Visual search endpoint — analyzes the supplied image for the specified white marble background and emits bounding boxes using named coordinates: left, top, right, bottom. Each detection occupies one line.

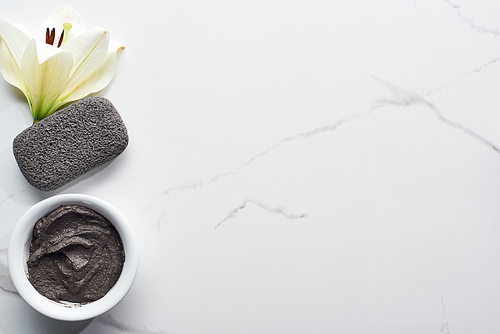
left=1, top=0, right=500, bottom=333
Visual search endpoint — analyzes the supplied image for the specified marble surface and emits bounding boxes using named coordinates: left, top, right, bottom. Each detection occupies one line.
left=1, top=0, right=500, bottom=333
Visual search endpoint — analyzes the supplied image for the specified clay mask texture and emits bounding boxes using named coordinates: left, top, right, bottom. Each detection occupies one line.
left=27, top=205, right=125, bottom=303
left=12, top=97, right=129, bottom=191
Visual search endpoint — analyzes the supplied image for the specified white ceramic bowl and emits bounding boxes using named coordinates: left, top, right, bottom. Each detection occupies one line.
left=8, top=194, right=139, bottom=321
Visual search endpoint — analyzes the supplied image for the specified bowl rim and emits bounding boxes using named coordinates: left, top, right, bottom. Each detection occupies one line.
left=8, top=193, right=139, bottom=321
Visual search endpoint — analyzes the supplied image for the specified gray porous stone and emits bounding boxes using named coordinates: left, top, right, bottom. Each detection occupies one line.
left=13, top=97, right=128, bottom=191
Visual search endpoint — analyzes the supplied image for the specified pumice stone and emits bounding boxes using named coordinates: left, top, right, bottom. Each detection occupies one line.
left=13, top=97, right=129, bottom=191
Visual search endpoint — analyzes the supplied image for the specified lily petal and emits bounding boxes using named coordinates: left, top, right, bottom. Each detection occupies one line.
left=0, top=19, right=31, bottom=95
left=57, top=28, right=122, bottom=104
left=67, top=40, right=124, bottom=102
left=21, top=40, right=73, bottom=121
left=61, top=27, right=109, bottom=83
left=11, top=23, right=34, bottom=39
left=35, top=6, right=84, bottom=44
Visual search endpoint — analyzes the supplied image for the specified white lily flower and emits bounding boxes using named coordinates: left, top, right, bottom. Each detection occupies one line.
left=0, top=6, right=124, bottom=123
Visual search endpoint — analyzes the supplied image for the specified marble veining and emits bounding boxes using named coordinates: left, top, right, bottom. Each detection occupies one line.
left=215, top=199, right=308, bottom=229
left=373, top=77, right=500, bottom=153
left=154, top=50, right=500, bottom=206
left=440, top=296, right=451, bottom=334
left=0, top=188, right=28, bottom=209
left=442, top=0, right=500, bottom=36
left=427, top=56, right=500, bottom=95
left=94, top=314, right=169, bottom=334
left=0, top=249, right=17, bottom=296
left=156, top=118, right=361, bottom=198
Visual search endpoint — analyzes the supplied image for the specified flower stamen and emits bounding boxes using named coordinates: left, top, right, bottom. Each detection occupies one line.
left=45, top=23, right=71, bottom=48
left=57, top=30, right=64, bottom=48
left=45, top=27, right=56, bottom=45
left=61, top=22, right=72, bottom=45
